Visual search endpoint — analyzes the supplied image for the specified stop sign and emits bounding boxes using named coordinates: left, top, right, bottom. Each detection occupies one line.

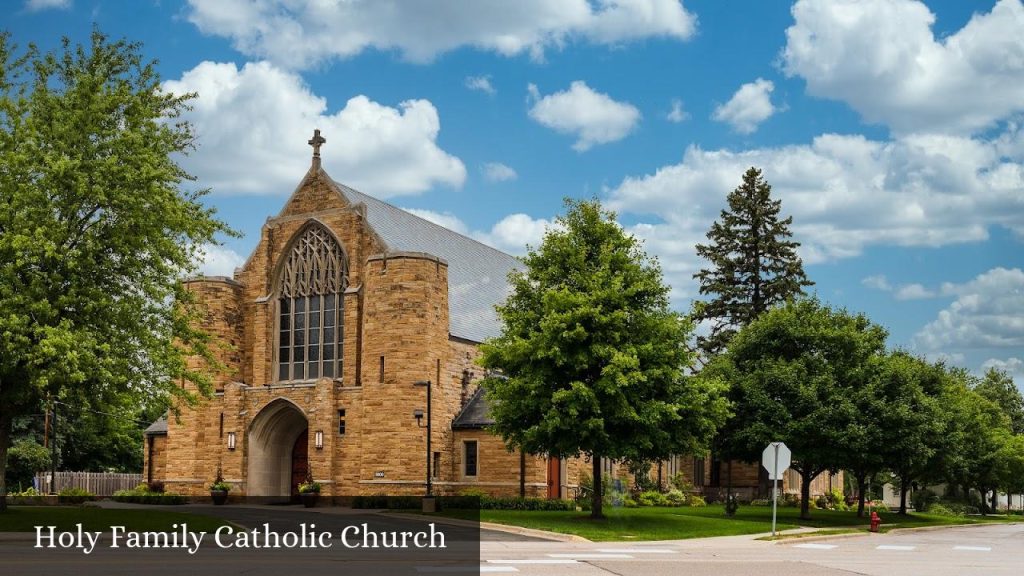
left=762, top=442, right=791, bottom=480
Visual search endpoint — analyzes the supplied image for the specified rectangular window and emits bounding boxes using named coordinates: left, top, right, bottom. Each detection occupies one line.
left=379, top=356, right=385, bottom=383
left=433, top=452, right=441, bottom=479
left=338, top=409, right=346, bottom=435
left=693, top=458, right=706, bottom=486
left=464, top=441, right=478, bottom=477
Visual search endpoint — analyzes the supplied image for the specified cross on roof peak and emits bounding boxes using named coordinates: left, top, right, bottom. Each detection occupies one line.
left=308, top=129, right=326, bottom=158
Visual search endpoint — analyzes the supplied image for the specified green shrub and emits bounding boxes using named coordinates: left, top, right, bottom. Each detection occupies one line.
left=111, top=485, right=186, bottom=505
left=826, top=488, right=849, bottom=511
left=665, top=489, right=687, bottom=507
left=58, top=487, right=94, bottom=504
left=669, top=472, right=694, bottom=493
left=814, top=495, right=828, bottom=510
left=749, top=498, right=771, bottom=506
left=911, top=488, right=938, bottom=512
left=623, top=497, right=638, bottom=508
left=637, top=490, right=669, bottom=507
left=925, top=503, right=961, bottom=517
left=5, top=439, right=50, bottom=490
left=688, top=494, right=707, bottom=507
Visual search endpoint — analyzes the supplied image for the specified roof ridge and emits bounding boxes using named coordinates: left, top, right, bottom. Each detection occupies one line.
left=334, top=180, right=522, bottom=262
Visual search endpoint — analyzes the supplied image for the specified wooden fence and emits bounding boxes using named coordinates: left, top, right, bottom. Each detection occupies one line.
left=34, top=471, right=143, bottom=496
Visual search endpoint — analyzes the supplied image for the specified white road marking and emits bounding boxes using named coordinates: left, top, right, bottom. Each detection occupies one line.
left=953, top=546, right=991, bottom=551
left=793, top=543, right=838, bottom=550
left=487, top=559, right=580, bottom=565
left=876, top=545, right=916, bottom=551
left=548, top=553, right=634, bottom=559
left=417, top=567, right=517, bottom=573
left=597, top=548, right=677, bottom=554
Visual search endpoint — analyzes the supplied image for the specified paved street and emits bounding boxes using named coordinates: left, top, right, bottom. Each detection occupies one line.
left=478, top=522, right=1024, bottom=576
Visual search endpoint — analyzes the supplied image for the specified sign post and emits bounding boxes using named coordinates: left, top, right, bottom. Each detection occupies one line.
left=762, top=442, right=792, bottom=537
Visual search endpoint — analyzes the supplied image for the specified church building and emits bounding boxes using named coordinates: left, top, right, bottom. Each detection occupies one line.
left=143, top=131, right=841, bottom=501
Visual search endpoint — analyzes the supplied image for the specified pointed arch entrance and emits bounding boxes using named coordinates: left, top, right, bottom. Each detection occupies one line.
left=247, top=399, right=309, bottom=497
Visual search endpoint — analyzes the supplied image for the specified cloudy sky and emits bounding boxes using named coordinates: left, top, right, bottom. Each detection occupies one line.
left=6, top=0, right=1023, bottom=387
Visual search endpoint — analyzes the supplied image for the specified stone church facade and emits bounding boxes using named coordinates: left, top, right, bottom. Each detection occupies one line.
left=143, top=134, right=840, bottom=500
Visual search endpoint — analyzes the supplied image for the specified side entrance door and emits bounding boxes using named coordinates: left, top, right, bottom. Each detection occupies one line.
left=290, top=429, right=309, bottom=499
left=547, top=457, right=561, bottom=499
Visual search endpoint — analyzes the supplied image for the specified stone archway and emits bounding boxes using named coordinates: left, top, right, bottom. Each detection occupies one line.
left=247, top=399, right=308, bottom=497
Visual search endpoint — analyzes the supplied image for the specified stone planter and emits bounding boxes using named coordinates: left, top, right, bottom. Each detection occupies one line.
left=211, top=490, right=229, bottom=505
left=300, top=492, right=319, bottom=508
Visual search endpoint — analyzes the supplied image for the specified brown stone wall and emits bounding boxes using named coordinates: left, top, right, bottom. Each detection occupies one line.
left=144, top=435, right=167, bottom=484
left=449, top=430, right=547, bottom=497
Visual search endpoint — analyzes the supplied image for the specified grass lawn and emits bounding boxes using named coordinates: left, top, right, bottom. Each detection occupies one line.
left=437, top=505, right=1017, bottom=541
left=0, top=506, right=233, bottom=533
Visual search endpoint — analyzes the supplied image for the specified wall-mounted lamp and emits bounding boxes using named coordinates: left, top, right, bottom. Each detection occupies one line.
left=227, top=431, right=236, bottom=450
left=413, top=409, right=424, bottom=426
left=314, top=430, right=324, bottom=450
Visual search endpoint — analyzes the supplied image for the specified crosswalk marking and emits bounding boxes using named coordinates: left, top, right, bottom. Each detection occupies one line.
left=487, top=559, right=580, bottom=565
left=548, top=553, right=633, bottom=559
left=876, top=545, right=916, bottom=551
left=953, top=545, right=991, bottom=551
left=597, top=548, right=677, bottom=554
left=793, top=543, right=838, bottom=549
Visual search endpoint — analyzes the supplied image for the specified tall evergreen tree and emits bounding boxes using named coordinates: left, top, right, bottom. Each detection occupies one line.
left=693, top=167, right=812, bottom=357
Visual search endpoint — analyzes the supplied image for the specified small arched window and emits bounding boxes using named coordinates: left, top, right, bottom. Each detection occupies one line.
left=277, top=223, right=347, bottom=381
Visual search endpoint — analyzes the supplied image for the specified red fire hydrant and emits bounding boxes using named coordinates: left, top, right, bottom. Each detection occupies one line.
left=870, top=511, right=882, bottom=533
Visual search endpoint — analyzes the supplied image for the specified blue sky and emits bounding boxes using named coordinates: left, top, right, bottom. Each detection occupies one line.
left=6, top=0, right=1023, bottom=386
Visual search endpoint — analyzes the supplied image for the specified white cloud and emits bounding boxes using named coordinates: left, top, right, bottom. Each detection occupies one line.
left=712, top=78, right=779, bottom=134
left=198, top=243, right=245, bottom=277
left=403, top=208, right=470, bottom=235
left=982, top=357, right=1024, bottom=385
left=185, top=0, right=697, bottom=68
left=913, top=267, right=1024, bottom=351
left=163, top=61, right=465, bottom=197
left=25, top=0, right=70, bottom=11
left=472, top=213, right=556, bottom=255
left=894, top=283, right=936, bottom=300
left=465, top=75, right=496, bottom=95
left=667, top=98, right=689, bottom=123
left=481, top=162, right=518, bottom=182
left=862, top=275, right=893, bottom=292
left=782, top=0, right=1024, bottom=135
left=527, top=81, right=641, bottom=151
left=606, top=131, right=1024, bottom=300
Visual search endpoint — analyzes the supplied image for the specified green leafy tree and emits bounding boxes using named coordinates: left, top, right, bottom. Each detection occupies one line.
left=0, top=31, right=232, bottom=510
left=481, top=199, right=729, bottom=519
left=871, top=353, right=946, bottom=515
left=4, top=439, right=50, bottom=491
left=705, top=298, right=887, bottom=519
left=937, top=373, right=1012, bottom=514
left=996, top=434, right=1024, bottom=510
left=974, top=367, right=1024, bottom=435
left=693, top=167, right=812, bottom=357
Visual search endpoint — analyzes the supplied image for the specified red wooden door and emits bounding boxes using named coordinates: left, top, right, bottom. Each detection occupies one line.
left=290, top=429, right=309, bottom=498
left=547, top=458, right=561, bottom=499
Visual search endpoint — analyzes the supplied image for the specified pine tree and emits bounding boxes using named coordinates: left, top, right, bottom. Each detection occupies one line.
left=693, top=167, right=812, bottom=357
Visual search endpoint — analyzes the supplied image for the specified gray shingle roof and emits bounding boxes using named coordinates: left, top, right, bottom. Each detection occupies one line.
left=451, top=387, right=495, bottom=429
left=144, top=414, right=167, bottom=436
left=336, top=182, right=521, bottom=343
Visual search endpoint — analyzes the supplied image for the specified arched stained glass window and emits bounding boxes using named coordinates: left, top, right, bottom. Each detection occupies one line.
left=277, top=223, right=347, bottom=381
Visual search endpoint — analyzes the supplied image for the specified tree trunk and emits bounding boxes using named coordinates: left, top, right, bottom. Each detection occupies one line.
left=991, top=490, right=998, bottom=514
left=591, top=455, right=604, bottom=519
left=727, top=460, right=733, bottom=500
left=800, top=471, right=813, bottom=520
left=856, top=473, right=867, bottom=518
left=0, top=405, right=13, bottom=512
left=898, top=475, right=909, bottom=515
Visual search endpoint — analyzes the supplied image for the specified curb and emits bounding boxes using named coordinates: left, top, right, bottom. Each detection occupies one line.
left=770, top=531, right=869, bottom=545
left=884, top=521, right=1022, bottom=535
left=0, top=532, right=38, bottom=543
left=383, top=512, right=588, bottom=542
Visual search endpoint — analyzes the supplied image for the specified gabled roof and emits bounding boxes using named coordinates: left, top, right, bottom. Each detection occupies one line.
left=335, top=181, right=521, bottom=343
left=144, top=414, right=167, bottom=436
left=451, top=387, right=495, bottom=430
